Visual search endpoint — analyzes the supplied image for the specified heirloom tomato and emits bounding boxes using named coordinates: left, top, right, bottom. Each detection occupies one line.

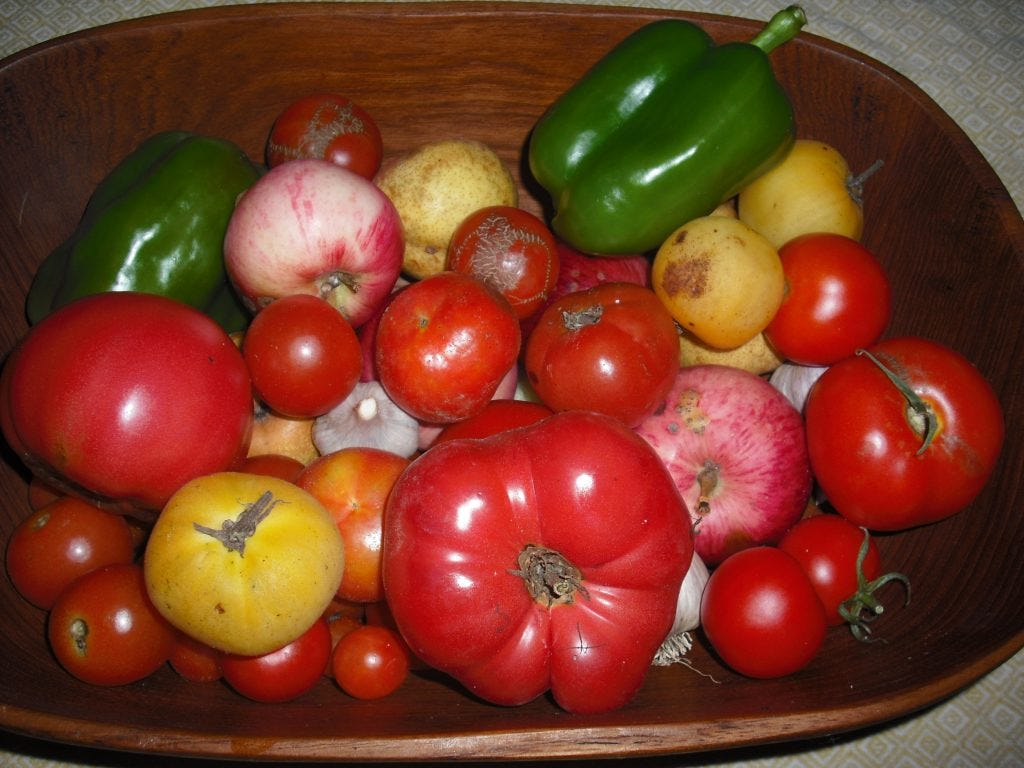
left=804, top=337, right=1004, bottom=531
left=143, top=472, right=344, bottom=656
left=447, top=205, right=559, bottom=319
left=524, top=282, right=679, bottom=427
left=431, top=399, right=553, bottom=445
left=2, top=292, right=253, bottom=515
left=383, top=411, right=692, bottom=714
left=375, top=271, right=521, bottom=423
left=765, top=233, right=891, bottom=365
left=48, top=563, right=176, bottom=686
left=266, top=93, right=383, bottom=179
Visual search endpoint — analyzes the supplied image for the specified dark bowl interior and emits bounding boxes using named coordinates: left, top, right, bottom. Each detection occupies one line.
left=0, top=2, right=1021, bottom=762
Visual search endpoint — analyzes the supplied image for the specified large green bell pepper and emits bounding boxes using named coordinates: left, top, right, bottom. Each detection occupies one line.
left=26, top=130, right=261, bottom=332
left=528, top=6, right=807, bottom=255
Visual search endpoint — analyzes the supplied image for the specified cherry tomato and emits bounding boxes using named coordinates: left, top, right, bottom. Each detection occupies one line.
left=6, top=496, right=136, bottom=609
left=375, top=271, right=521, bottom=424
left=331, top=625, right=410, bottom=700
left=524, top=282, right=679, bottom=427
left=169, top=632, right=223, bottom=683
left=221, top=616, right=332, bottom=703
left=48, top=563, right=176, bottom=686
left=447, top=206, right=559, bottom=319
left=779, top=514, right=910, bottom=640
left=765, top=233, right=891, bottom=365
left=297, top=447, right=411, bottom=603
left=431, top=399, right=553, bottom=445
left=243, top=294, right=362, bottom=419
left=805, top=337, right=1004, bottom=530
left=700, top=546, right=826, bottom=679
left=266, top=93, right=384, bottom=179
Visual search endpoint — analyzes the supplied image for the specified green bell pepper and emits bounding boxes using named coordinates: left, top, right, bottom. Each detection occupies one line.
left=26, top=130, right=262, bottom=332
left=528, top=5, right=807, bottom=255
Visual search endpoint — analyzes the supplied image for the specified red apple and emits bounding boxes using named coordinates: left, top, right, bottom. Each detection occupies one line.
left=520, top=241, right=650, bottom=339
left=224, top=158, right=404, bottom=328
left=634, top=364, right=812, bottom=566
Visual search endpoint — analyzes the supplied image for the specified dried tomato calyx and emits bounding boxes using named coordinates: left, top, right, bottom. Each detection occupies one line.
left=193, top=490, right=282, bottom=557
left=511, top=544, right=588, bottom=607
left=561, top=304, right=603, bottom=332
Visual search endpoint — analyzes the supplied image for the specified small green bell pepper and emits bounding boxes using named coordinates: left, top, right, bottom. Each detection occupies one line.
left=26, top=130, right=261, bottom=332
left=528, top=6, right=807, bottom=255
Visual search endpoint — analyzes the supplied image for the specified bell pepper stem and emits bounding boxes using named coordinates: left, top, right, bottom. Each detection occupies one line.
left=749, top=5, right=808, bottom=54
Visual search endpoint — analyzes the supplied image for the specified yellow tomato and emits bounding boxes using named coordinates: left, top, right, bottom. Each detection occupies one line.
left=652, top=216, right=784, bottom=350
left=143, top=472, right=344, bottom=656
left=737, top=139, right=875, bottom=247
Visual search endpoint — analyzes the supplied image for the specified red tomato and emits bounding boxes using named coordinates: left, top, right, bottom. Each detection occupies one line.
left=383, top=411, right=692, bottom=713
left=447, top=206, right=559, bottom=319
left=6, top=496, right=136, bottom=609
left=331, top=625, right=411, bottom=699
left=221, top=616, right=332, bottom=703
left=27, top=476, right=62, bottom=510
left=266, top=93, right=383, bottom=179
left=47, top=563, right=176, bottom=686
left=169, top=632, right=223, bottom=683
left=375, top=271, right=521, bottom=424
left=700, top=547, right=827, bottom=679
left=2, top=292, right=253, bottom=514
left=297, top=447, right=411, bottom=603
left=524, top=282, right=679, bottom=427
left=243, top=294, right=361, bottom=419
left=805, top=337, right=1004, bottom=530
left=765, top=233, right=891, bottom=365
left=240, top=453, right=306, bottom=482
left=779, top=514, right=910, bottom=639
left=431, top=399, right=553, bottom=445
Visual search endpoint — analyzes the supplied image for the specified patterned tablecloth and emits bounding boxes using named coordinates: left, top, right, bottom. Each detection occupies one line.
left=0, top=1, right=1021, bottom=767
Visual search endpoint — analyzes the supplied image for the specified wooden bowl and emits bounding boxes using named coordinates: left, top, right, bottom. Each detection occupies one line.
left=1, top=2, right=1021, bottom=762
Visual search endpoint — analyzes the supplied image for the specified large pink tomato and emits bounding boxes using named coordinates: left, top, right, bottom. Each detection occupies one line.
left=382, top=411, right=692, bottom=714
left=2, top=292, right=253, bottom=515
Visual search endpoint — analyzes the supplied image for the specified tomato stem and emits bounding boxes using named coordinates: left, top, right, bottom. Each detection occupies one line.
left=838, top=527, right=911, bottom=643
left=856, top=348, right=938, bottom=455
left=193, top=490, right=282, bottom=556
left=561, top=304, right=603, bottom=332
left=510, top=544, right=587, bottom=607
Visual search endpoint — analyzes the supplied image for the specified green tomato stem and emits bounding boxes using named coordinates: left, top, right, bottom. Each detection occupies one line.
left=856, top=348, right=938, bottom=456
left=838, top=527, right=912, bottom=643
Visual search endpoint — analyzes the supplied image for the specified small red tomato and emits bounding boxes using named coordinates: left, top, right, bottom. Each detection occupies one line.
left=243, top=294, right=362, bottom=419
left=700, top=547, right=826, bottom=679
left=779, top=514, right=910, bottom=642
left=266, top=93, right=383, bottom=179
left=447, top=206, right=559, bottom=319
left=375, top=271, right=521, bottom=424
left=48, top=563, right=176, bottom=686
left=221, top=617, right=332, bottom=703
left=765, top=233, right=891, bottom=365
left=169, top=632, right=223, bottom=683
left=524, top=282, right=679, bottom=427
left=331, top=625, right=410, bottom=700
left=6, top=496, right=136, bottom=609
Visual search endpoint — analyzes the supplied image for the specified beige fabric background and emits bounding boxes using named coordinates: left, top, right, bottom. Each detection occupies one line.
left=0, top=1, right=1021, bottom=767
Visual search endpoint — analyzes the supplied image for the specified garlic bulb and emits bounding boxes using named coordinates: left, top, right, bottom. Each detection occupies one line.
left=313, top=380, right=420, bottom=458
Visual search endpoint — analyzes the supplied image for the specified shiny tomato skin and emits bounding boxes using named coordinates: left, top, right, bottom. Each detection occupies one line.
left=266, top=93, right=383, bottom=179
left=375, top=271, right=521, bottom=424
left=48, top=563, right=176, bottom=686
left=331, top=625, right=411, bottom=699
left=524, top=282, right=679, bottom=427
left=447, top=206, right=559, bottom=319
left=221, top=616, right=332, bottom=703
left=169, top=632, right=223, bottom=683
left=778, top=514, right=882, bottom=625
left=244, top=294, right=361, bottom=419
left=297, top=447, right=411, bottom=603
left=6, top=496, right=136, bottom=609
left=700, top=547, right=826, bottom=679
left=3, top=292, right=253, bottom=513
left=383, top=410, right=692, bottom=713
left=431, top=399, right=553, bottom=445
left=805, top=337, right=1004, bottom=531
left=765, top=233, right=891, bottom=365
